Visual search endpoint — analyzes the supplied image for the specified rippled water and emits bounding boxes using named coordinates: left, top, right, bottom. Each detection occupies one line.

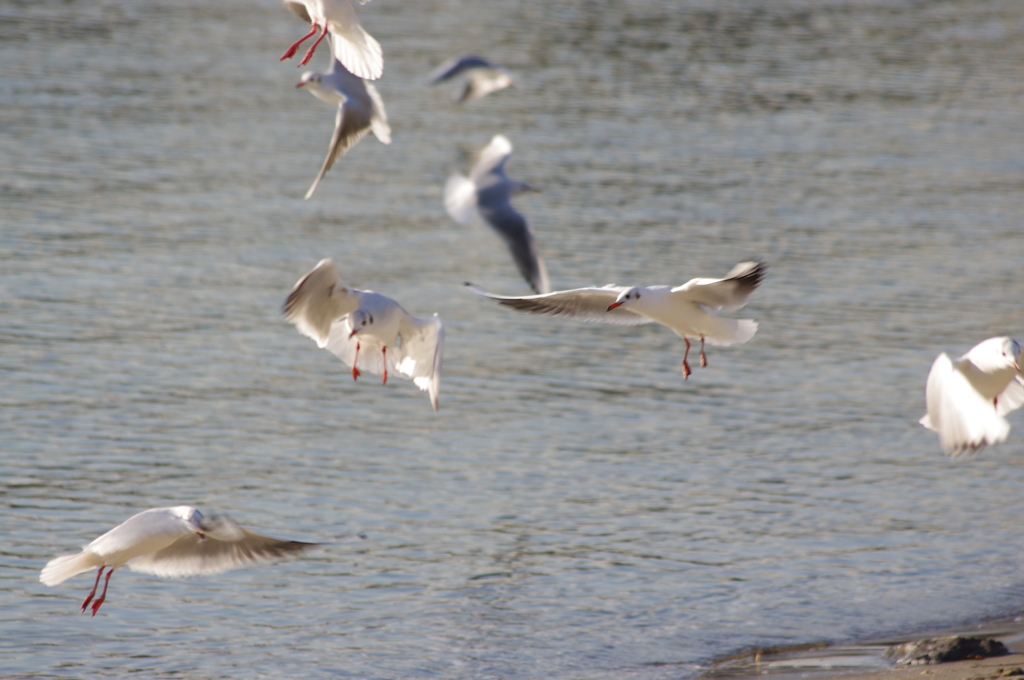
left=3, top=0, right=1024, bottom=678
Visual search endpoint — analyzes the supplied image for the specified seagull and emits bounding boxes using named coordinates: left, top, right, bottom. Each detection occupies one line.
left=445, top=134, right=549, bottom=294
left=280, top=0, right=383, bottom=80
left=297, top=53, right=391, bottom=200
left=427, top=54, right=517, bottom=103
left=920, top=337, right=1024, bottom=456
left=284, top=258, right=444, bottom=410
left=468, top=261, right=766, bottom=379
left=39, top=506, right=316, bottom=616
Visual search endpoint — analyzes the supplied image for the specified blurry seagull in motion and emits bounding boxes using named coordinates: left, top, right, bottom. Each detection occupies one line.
left=427, top=54, right=517, bottom=103
left=920, top=336, right=1024, bottom=456
left=280, top=0, right=383, bottom=80
left=297, top=51, right=391, bottom=200
left=40, top=506, right=317, bottom=616
left=445, top=134, right=549, bottom=294
left=468, top=261, right=766, bottom=379
left=284, top=259, right=445, bottom=410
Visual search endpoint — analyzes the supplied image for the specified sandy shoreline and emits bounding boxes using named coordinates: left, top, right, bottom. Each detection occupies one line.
left=697, top=616, right=1024, bottom=680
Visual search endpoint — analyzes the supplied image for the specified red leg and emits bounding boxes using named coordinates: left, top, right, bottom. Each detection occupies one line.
left=682, top=338, right=692, bottom=379
left=699, top=336, right=707, bottom=368
left=81, top=566, right=104, bottom=613
left=381, top=346, right=388, bottom=385
left=281, top=23, right=319, bottom=61
left=352, top=341, right=362, bottom=381
left=299, top=24, right=329, bottom=66
left=90, top=568, right=115, bottom=616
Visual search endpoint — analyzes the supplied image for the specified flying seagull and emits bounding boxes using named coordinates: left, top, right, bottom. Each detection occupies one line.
left=468, top=261, right=766, bottom=379
left=40, top=506, right=316, bottom=615
left=297, top=53, right=391, bottom=199
left=428, top=54, right=517, bottom=103
left=284, top=258, right=444, bottom=410
left=920, top=336, right=1024, bottom=455
left=445, top=134, right=549, bottom=294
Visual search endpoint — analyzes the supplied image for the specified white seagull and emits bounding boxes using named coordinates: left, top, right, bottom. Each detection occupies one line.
left=297, top=53, right=391, bottom=200
left=920, top=336, right=1024, bottom=456
left=468, top=261, right=766, bottom=379
left=445, top=134, right=549, bottom=294
left=428, top=54, right=517, bottom=103
left=284, top=259, right=445, bottom=410
left=280, top=0, right=383, bottom=80
left=40, top=506, right=316, bottom=616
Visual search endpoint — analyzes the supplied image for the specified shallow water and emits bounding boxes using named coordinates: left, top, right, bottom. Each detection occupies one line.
left=2, top=0, right=1024, bottom=678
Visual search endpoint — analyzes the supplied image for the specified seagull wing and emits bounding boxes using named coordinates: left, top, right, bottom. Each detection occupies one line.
left=322, top=316, right=388, bottom=377
left=304, top=94, right=374, bottom=200
left=126, top=515, right=315, bottom=578
left=478, top=202, right=549, bottom=294
left=395, top=313, right=445, bottom=410
left=444, top=173, right=478, bottom=226
left=363, top=81, right=391, bottom=144
left=471, top=134, right=513, bottom=182
left=282, top=0, right=311, bottom=23
left=920, top=353, right=1011, bottom=456
left=467, top=284, right=653, bottom=325
left=671, top=261, right=766, bottom=311
left=284, top=259, right=360, bottom=347
left=427, top=54, right=494, bottom=83
left=326, top=1, right=383, bottom=80
left=996, top=375, right=1024, bottom=417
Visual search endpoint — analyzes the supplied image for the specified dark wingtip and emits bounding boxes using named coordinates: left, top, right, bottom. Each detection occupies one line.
left=282, top=289, right=299, bottom=317
left=732, top=260, right=767, bottom=291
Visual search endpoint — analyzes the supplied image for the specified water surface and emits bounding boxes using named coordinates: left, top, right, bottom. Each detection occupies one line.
left=2, top=1, right=1024, bottom=678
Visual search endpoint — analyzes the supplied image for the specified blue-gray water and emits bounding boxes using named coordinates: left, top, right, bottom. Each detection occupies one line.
left=2, top=0, right=1024, bottom=678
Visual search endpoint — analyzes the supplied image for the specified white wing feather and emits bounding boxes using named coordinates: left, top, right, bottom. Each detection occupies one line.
left=471, top=135, right=513, bottom=182
left=397, top=314, right=444, bottom=411
left=996, top=375, right=1024, bottom=417
left=921, top=353, right=1011, bottom=456
left=468, top=285, right=653, bottom=326
left=444, top=174, right=478, bottom=226
left=126, top=515, right=314, bottom=578
left=671, top=261, right=765, bottom=312
left=328, top=14, right=383, bottom=81
left=323, top=317, right=391, bottom=376
left=284, top=259, right=360, bottom=347
left=364, top=81, right=391, bottom=144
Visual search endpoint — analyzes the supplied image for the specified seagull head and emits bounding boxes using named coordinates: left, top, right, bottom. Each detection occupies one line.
left=348, top=309, right=374, bottom=339
left=607, top=287, right=643, bottom=311
left=296, top=71, right=322, bottom=89
left=170, top=506, right=206, bottom=540
left=969, top=336, right=1022, bottom=373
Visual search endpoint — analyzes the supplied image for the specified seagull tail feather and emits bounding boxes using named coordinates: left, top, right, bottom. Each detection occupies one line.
left=701, top=318, right=758, bottom=347
left=40, top=551, right=100, bottom=586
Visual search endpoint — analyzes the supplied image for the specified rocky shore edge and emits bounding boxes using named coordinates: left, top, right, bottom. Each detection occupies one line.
left=696, top=616, right=1024, bottom=680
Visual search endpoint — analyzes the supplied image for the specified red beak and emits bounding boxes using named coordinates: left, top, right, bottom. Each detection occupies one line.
left=296, top=82, right=305, bottom=88
left=348, top=328, right=358, bottom=339
left=607, top=302, right=623, bottom=311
